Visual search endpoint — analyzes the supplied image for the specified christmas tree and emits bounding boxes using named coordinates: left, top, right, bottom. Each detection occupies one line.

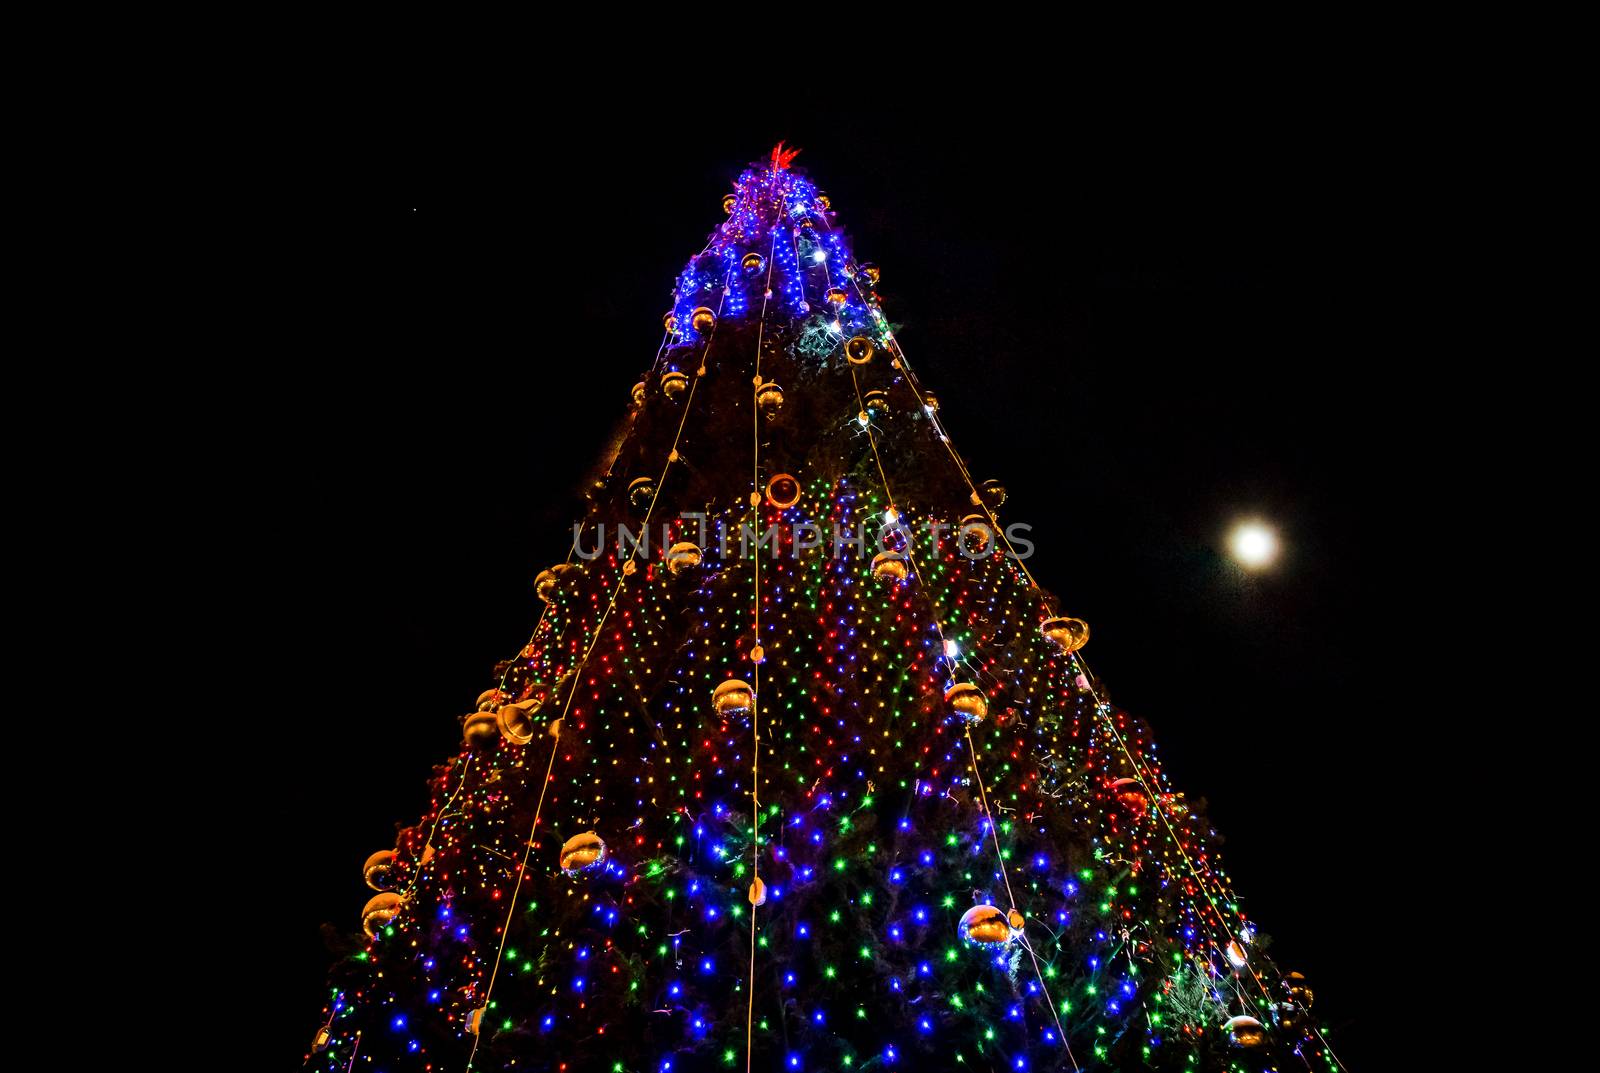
left=306, top=146, right=1339, bottom=1073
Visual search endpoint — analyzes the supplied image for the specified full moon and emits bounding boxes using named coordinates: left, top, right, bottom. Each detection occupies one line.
left=1228, top=520, right=1280, bottom=569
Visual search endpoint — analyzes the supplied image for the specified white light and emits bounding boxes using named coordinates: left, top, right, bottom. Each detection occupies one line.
left=944, top=639, right=960, bottom=659
left=812, top=250, right=827, bottom=263
left=1228, top=521, right=1279, bottom=569
left=884, top=508, right=899, bottom=526
left=829, top=320, right=843, bottom=334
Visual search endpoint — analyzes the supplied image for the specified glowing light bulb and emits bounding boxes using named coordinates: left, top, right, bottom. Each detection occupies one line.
left=1227, top=520, right=1279, bottom=569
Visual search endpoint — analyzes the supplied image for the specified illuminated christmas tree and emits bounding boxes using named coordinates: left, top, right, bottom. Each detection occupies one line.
left=307, top=146, right=1338, bottom=1073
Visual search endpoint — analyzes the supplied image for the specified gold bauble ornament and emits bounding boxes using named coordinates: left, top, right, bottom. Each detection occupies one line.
left=748, top=877, right=767, bottom=905
left=722, top=193, right=738, bottom=215
left=824, top=286, right=848, bottom=307
left=311, top=1026, right=332, bottom=1052
left=666, top=541, right=703, bottom=575
left=765, top=473, right=801, bottom=509
left=871, top=551, right=908, bottom=583
left=816, top=195, right=831, bottom=211
left=923, top=391, right=939, bottom=411
left=475, top=688, right=502, bottom=712
left=845, top=335, right=874, bottom=365
left=1040, top=616, right=1090, bottom=653
left=741, top=251, right=766, bottom=275
left=363, top=849, right=396, bottom=891
left=361, top=891, right=403, bottom=939
left=631, top=381, right=647, bottom=406
left=957, top=514, right=993, bottom=555
left=547, top=716, right=563, bottom=738
left=979, top=479, right=1007, bottom=506
left=663, top=312, right=678, bottom=333
left=467, top=1005, right=488, bottom=1036
left=534, top=563, right=577, bottom=603
left=958, top=903, right=1012, bottom=946
left=463, top=710, right=500, bottom=748
left=1284, top=971, right=1314, bottom=1008
left=712, top=678, right=753, bottom=717
left=559, top=831, right=607, bottom=874
left=1222, top=1015, right=1267, bottom=1050
left=1110, top=777, right=1147, bottom=815
left=756, top=381, right=784, bottom=418
left=945, top=682, right=988, bottom=724
left=1007, top=908, right=1025, bottom=931
left=628, top=477, right=657, bottom=510
left=662, top=370, right=689, bottom=399
left=859, top=262, right=881, bottom=284
left=749, top=644, right=765, bottom=664
left=691, top=306, right=716, bottom=333
left=863, top=389, right=888, bottom=417
left=1225, top=939, right=1249, bottom=969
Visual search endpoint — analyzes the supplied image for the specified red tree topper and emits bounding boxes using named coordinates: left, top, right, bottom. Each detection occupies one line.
left=769, top=141, right=801, bottom=171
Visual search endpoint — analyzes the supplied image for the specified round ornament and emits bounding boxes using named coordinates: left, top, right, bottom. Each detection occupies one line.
left=363, top=849, right=396, bottom=891
left=1040, top=616, right=1089, bottom=653
left=361, top=891, right=403, bottom=938
left=463, top=710, right=500, bottom=748
left=845, top=335, right=874, bottom=365
left=765, top=474, right=801, bottom=509
left=945, top=682, right=988, bottom=724
left=958, top=904, right=1012, bottom=946
left=871, top=551, right=908, bottom=583
left=712, top=678, right=754, bottom=717
left=560, top=831, right=607, bottom=874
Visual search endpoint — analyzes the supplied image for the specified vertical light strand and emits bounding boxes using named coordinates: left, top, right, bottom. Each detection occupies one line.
left=744, top=219, right=780, bottom=1073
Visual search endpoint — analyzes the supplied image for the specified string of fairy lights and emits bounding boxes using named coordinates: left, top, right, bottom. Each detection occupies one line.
left=743, top=221, right=781, bottom=1073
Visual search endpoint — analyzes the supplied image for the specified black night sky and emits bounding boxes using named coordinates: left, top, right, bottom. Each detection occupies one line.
left=248, top=101, right=1423, bottom=1068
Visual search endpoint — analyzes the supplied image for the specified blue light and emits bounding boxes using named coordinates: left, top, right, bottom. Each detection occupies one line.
left=391, top=1015, right=406, bottom=1031
left=918, top=1017, right=932, bottom=1034
left=700, top=958, right=714, bottom=974
left=797, top=923, right=810, bottom=938
left=542, top=1015, right=555, bottom=1031
left=890, top=869, right=904, bottom=883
